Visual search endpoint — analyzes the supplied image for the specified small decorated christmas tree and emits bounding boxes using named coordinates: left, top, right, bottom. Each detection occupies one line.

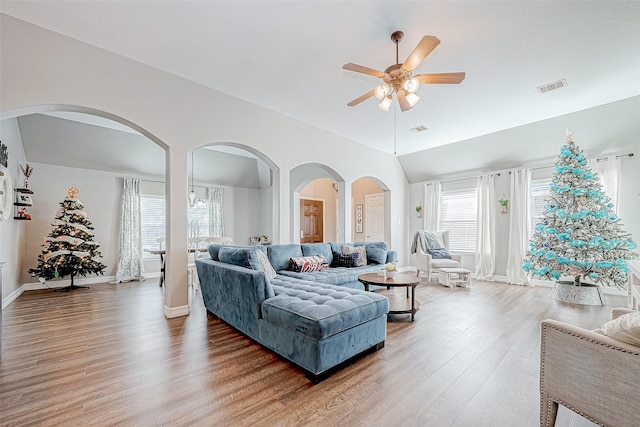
left=29, top=186, right=106, bottom=291
left=523, top=131, right=637, bottom=289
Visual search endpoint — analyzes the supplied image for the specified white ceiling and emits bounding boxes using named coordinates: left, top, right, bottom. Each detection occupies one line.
left=2, top=1, right=640, bottom=159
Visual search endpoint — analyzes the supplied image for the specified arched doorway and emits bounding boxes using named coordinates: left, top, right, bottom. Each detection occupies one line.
left=290, top=163, right=345, bottom=244
left=189, top=143, right=279, bottom=245
left=0, top=105, right=168, bottom=306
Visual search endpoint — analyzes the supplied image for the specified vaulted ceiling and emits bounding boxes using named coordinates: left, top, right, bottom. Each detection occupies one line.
left=2, top=1, right=640, bottom=181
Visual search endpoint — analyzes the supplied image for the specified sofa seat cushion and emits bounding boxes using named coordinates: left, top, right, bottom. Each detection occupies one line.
left=275, top=264, right=383, bottom=286
left=431, top=258, right=461, bottom=269
left=262, top=281, right=388, bottom=340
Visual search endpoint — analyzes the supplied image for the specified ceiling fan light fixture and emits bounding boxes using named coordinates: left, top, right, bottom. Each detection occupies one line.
left=405, top=92, right=420, bottom=108
left=378, top=95, right=392, bottom=111
left=374, top=83, right=390, bottom=100
left=403, top=77, right=420, bottom=94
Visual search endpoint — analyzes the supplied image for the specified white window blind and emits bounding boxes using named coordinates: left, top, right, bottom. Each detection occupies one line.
left=140, top=195, right=210, bottom=257
left=438, top=188, right=478, bottom=252
left=141, top=195, right=165, bottom=252
left=530, top=178, right=551, bottom=238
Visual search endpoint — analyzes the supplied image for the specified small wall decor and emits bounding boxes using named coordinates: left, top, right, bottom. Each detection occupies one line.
left=0, top=140, right=8, bottom=168
left=17, top=194, right=33, bottom=206
left=355, top=204, right=363, bottom=233
left=498, top=198, right=509, bottom=214
left=20, top=163, right=33, bottom=189
left=415, top=204, right=423, bottom=218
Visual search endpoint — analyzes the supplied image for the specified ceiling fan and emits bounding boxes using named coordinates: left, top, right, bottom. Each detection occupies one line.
left=343, top=31, right=465, bottom=112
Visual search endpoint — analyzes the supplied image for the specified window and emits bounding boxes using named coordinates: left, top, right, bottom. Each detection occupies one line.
left=530, top=178, right=552, bottom=238
left=438, top=188, right=478, bottom=252
left=140, top=195, right=210, bottom=256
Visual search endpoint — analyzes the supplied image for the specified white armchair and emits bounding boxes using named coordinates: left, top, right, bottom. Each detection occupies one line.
left=414, top=230, right=461, bottom=281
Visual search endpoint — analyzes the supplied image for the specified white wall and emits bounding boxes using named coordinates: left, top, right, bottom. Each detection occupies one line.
left=0, top=118, right=27, bottom=307
left=0, top=16, right=409, bottom=313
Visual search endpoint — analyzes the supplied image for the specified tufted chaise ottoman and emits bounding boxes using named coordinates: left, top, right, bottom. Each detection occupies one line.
left=259, top=278, right=388, bottom=380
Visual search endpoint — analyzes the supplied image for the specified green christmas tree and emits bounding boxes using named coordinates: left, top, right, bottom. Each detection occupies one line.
left=523, top=132, right=637, bottom=288
left=29, top=186, right=106, bottom=291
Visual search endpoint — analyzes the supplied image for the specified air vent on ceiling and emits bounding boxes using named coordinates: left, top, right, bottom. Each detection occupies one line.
left=537, top=79, right=568, bottom=94
left=409, top=125, right=428, bottom=133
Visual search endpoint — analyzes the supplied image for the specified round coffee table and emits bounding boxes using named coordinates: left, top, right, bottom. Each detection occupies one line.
left=358, top=272, right=421, bottom=321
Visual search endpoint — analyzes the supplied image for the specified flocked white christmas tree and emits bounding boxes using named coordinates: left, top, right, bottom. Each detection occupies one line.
left=522, top=131, right=637, bottom=288
left=29, top=186, right=106, bottom=291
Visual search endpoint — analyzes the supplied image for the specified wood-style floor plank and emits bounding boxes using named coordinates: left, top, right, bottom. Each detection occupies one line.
left=0, top=278, right=625, bottom=426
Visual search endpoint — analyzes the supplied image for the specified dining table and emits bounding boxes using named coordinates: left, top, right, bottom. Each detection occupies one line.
left=145, top=247, right=208, bottom=287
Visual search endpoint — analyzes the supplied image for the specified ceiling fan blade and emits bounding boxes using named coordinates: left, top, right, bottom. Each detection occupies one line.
left=396, top=91, right=412, bottom=112
left=401, top=36, right=440, bottom=72
left=342, top=63, right=386, bottom=78
left=416, top=72, right=466, bottom=84
left=347, top=89, right=375, bottom=107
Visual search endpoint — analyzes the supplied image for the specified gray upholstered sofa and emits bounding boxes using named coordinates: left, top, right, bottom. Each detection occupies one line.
left=195, top=242, right=396, bottom=381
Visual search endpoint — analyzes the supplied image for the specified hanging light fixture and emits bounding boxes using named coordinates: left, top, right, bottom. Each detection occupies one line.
left=189, top=151, right=206, bottom=209
left=189, top=151, right=197, bottom=207
left=378, top=95, right=393, bottom=112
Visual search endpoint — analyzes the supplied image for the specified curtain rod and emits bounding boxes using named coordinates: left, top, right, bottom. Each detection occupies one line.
left=425, top=172, right=501, bottom=186
left=138, top=178, right=211, bottom=190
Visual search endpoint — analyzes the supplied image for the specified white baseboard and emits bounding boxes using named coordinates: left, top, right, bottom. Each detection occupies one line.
left=2, top=286, right=24, bottom=309
left=164, top=304, right=190, bottom=318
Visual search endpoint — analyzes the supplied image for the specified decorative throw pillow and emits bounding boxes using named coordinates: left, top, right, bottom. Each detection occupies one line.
left=428, top=248, right=452, bottom=259
left=594, top=311, right=640, bottom=346
left=289, top=255, right=329, bottom=273
left=255, top=249, right=277, bottom=280
left=332, top=251, right=359, bottom=268
left=342, top=245, right=367, bottom=266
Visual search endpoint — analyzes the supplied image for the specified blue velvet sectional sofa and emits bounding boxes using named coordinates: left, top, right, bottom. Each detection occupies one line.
left=195, top=241, right=397, bottom=381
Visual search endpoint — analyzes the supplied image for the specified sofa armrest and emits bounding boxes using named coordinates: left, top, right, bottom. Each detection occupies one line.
left=450, top=253, right=461, bottom=262
left=540, top=319, right=640, bottom=427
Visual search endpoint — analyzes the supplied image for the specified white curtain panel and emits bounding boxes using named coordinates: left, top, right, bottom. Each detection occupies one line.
left=423, top=181, right=441, bottom=231
left=588, top=156, right=620, bottom=213
left=506, top=169, right=532, bottom=285
left=475, top=174, right=496, bottom=280
left=208, top=187, right=224, bottom=237
left=114, top=177, right=146, bottom=283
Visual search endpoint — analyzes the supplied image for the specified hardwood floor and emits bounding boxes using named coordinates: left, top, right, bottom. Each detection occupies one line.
left=0, top=278, right=626, bottom=426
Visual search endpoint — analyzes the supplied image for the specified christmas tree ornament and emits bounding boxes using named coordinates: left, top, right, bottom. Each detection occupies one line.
left=522, top=131, right=637, bottom=305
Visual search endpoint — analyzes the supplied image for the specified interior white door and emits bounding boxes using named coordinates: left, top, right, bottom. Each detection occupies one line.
left=365, top=193, right=384, bottom=242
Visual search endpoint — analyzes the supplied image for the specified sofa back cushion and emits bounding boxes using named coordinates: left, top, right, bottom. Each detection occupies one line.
left=301, top=243, right=333, bottom=266
left=268, top=244, right=303, bottom=271
left=209, top=243, right=266, bottom=261
left=354, top=241, right=389, bottom=265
